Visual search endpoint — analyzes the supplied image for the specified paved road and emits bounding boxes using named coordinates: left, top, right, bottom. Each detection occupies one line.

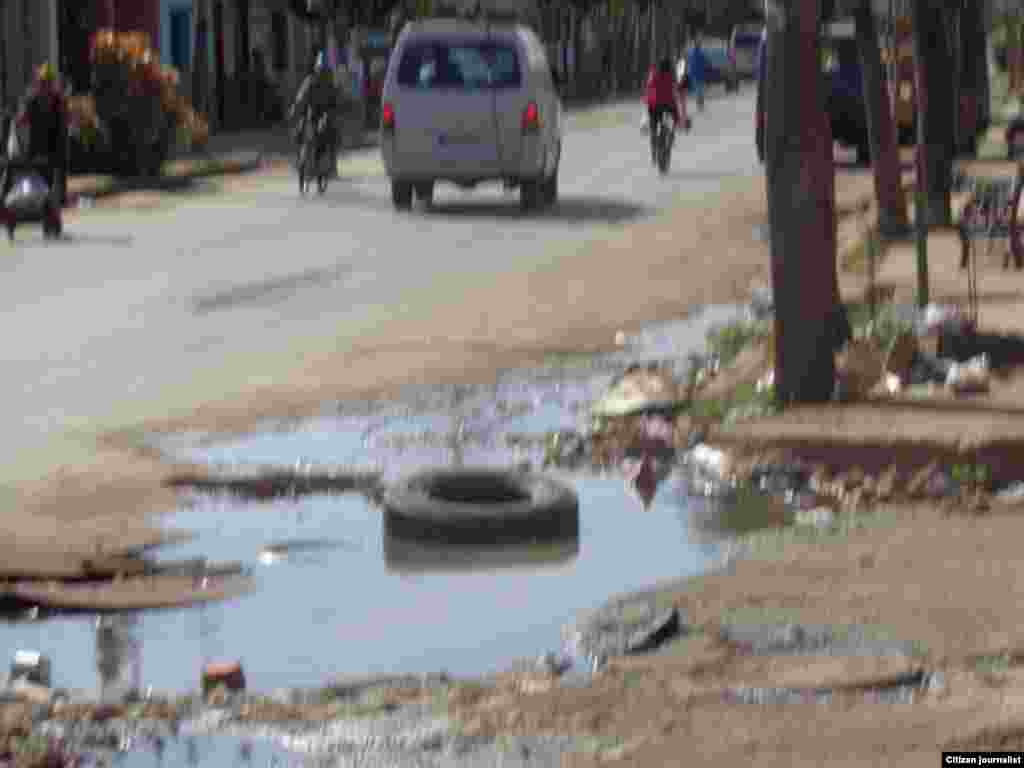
left=0, top=86, right=761, bottom=495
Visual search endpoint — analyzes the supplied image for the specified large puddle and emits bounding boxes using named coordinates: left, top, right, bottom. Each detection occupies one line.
left=3, top=307, right=786, bottom=701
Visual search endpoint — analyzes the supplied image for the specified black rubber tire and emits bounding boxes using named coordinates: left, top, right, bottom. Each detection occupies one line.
left=382, top=468, right=579, bottom=545
left=520, top=179, right=543, bottom=212
left=542, top=167, right=558, bottom=206
left=657, top=137, right=672, bottom=175
left=44, top=209, right=62, bottom=239
left=392, top=180, right=413, bottom=210
left=415, top=181, right=435, bottom=206
left=317, top=174, right=329, bottom=195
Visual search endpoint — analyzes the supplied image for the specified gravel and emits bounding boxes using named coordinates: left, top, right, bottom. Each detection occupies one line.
left=719, top=624, right=922, bottom=658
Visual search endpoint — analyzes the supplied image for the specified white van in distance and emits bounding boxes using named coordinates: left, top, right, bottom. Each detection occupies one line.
left=380, top=16, right=564, bottom=212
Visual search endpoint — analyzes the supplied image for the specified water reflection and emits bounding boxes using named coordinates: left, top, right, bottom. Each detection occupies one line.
left=105, top=731, right=302, bottom=768
left=384, top=528, right=580, bottom=575
left=96, top=614, right=142, bottom=704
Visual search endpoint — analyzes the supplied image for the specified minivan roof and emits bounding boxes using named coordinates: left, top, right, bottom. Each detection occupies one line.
left=402, top=17, right=528, bottom=37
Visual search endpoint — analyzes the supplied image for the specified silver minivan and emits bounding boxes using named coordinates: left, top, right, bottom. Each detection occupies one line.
left=380, top=17, right=564, bottom=211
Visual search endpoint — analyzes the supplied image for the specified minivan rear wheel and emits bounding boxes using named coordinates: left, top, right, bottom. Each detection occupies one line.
left=542, top=168, right=558, bottom=206
left=415, top=181, right=435, bottom=207
left=520, top=179, right=543, bottom=212
left=392, top=181, right=413, bottom=211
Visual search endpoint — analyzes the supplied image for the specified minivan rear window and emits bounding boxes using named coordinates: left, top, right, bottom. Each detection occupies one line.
left=397, top=41, right=521, bottom=90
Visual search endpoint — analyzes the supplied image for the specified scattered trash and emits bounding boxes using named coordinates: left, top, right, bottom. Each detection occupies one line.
left=793, top=506, right=835, bottom=529
left=755, top=369, right=775, bottom=395
left=996, top=481, right=1024, bottom=503
left=685, top=444, right=734, bottom=497
left=919, top=304, right=971, bottom=336
left=9, top=650, right=52, bottom=688
left=907, top=352, right=953, bottom=388
left=883, top=373, right=902, bottom=395
left=625, top=607, right=683, bottom=655
left=748, top=285, right=774, bottom=320
left=535, top=652, right=573, bottom=677
left=747, top=463, right=809, bottom=496
left=258, top=538, right=357, bottom=564
left=946, top=354, right=990, bottom=394
left=591, top=364, right=688, bottom=418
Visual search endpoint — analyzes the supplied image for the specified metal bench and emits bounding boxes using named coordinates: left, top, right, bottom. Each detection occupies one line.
left=956, top=167, right=1024, bottom=326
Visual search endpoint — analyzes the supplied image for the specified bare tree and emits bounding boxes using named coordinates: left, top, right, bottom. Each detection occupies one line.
left=765, top=0, right=843, bottom=404
left=854, top=0, right=908, bottom=237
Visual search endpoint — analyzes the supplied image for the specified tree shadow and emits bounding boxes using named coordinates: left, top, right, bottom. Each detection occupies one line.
left=424, top=195, right=651, bottom=224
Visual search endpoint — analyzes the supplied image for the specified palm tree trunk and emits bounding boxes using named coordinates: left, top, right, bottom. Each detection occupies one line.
left=765, top=0, right=841, bottom=404
left=854, top=1, right=908, bottom=237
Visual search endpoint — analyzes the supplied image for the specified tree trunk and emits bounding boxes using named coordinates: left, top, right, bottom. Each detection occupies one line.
left=854, top=2, right=907, bottom=237
left=765, top=0, right=841, bottom=404
left=960, top=0, right=989, bottom=134
left=912, top=0, right=955, bottom=227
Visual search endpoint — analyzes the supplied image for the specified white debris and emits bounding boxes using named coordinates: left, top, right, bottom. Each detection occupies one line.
left=945, top=354, right=990, bottom=394
left=794, top=506, right=835, bottom=529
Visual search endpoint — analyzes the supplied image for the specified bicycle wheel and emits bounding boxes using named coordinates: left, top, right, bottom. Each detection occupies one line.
left=297, top=146, right=308, bottom=196
left=657, top=127, right=672, bottom=174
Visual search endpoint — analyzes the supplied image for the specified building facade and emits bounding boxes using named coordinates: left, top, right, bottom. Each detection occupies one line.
left=0, top=0, right=59, bottom=110
left=190, top=0, right=315, bottom=128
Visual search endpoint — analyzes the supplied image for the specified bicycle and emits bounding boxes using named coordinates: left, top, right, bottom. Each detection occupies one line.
left=653, top=112, right=676, bottom=175
left=296, top=112, right=332, bottom=196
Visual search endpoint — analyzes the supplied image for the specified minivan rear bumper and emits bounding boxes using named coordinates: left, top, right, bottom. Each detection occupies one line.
left=382, top=134, right=548, bottom=183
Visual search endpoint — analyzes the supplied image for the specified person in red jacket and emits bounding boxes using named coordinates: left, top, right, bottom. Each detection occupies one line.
left=644, top=57, right=686, bottom=164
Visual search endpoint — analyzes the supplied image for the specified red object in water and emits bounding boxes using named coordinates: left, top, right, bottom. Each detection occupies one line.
left=201, top=660, right=246, bottom=694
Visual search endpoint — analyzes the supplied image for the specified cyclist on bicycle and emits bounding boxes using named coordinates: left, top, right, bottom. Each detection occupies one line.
left=644, top=57, right=685, bottom=164
left=289, top=52, right=340, bottom=170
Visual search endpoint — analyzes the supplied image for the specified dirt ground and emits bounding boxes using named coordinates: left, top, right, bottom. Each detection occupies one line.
left=16, top=163, right=1024, bottom=762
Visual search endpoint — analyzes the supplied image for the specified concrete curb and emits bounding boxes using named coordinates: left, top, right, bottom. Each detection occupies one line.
left=66, top=153, right=265, bottom=205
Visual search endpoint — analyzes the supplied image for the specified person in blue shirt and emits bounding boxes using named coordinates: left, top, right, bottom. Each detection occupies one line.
left=686, top=37, right=709, bottom=111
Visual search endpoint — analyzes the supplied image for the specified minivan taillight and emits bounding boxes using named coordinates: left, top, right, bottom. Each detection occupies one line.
left=382, top=102, right=395, bottom=133
left=522, top=101, right=540, bottom=133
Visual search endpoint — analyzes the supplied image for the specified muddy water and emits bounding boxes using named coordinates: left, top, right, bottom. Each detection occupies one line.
left=2, top=307, right=786, bottom=698
left=68, top=730, right=304, bottom=768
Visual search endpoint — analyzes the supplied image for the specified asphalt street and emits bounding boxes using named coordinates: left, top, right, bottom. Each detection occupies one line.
left=0, top=85, right=761, bottom=496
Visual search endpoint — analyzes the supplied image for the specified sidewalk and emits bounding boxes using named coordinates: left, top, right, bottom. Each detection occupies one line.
left=64, top=121, right=380, bottom=206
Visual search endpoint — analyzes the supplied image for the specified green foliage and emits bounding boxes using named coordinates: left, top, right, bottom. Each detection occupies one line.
left=706, top=319, right=771, bottom=368
left=690, top=379, right=778, bottom=425
left=847, top=302, right=913, bottom=350
left=973, top=653, right=1011, bottom=676
left=951, top=462, right=991, bottom=490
